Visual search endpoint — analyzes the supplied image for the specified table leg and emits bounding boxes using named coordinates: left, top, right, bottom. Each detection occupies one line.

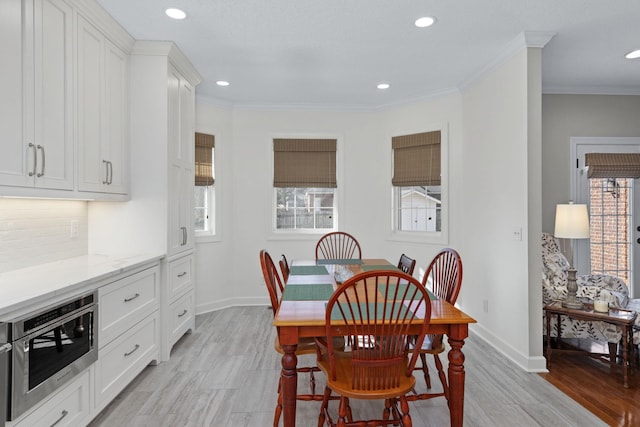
left=281, top=344, right=298, bottom=427
left=447, top=333, right=466, bottom=427
left=623, top=326, right=630, bottom=388
left=556, top=313, right=562, bottom=350
left=545, top=311, right=551, bottom=368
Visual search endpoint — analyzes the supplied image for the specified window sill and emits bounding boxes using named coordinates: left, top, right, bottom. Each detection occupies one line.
left=195, top=233, right=221, bottom=244
left=387, top=230, right=448, bottom=245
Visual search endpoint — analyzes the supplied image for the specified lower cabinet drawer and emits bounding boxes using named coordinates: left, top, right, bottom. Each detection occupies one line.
left=170, top=290, right=194, bottom=346
left=168, top=254, right=193, bottom=301
left=10, top=369, right=91, bottom=427
left=94, top=312, right=158, bottom=410
left=99, top=265, right=160, bottom=348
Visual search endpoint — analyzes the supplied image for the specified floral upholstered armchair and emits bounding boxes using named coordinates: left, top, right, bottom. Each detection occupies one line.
left=542, top=232, right=632, bottom=344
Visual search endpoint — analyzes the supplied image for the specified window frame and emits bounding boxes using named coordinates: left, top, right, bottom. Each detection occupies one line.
left=389, top=124, right=449, bottom=245
left=195, top=184, right=215, bottom=235
left=268, top=133, right=343, bottom=239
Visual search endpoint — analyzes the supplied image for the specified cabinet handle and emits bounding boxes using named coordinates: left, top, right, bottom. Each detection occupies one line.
left=177, top=272, right=187, bottom=278
left=102, top=160, right=109, bottom=184
left=108, top=160, right=113, bottom=184
left=28, top=143, right=37, bottom=177
left=124, top=344, right=140, bottom=357
left=124, top=293, right=140, bottom=302
left=178, top=309, right=188, bottom=317
left=181, top=227, right=187, bottom=245
left=36, top=145, right=45, bottom=177
left=49, top=409, right=69, bottom=427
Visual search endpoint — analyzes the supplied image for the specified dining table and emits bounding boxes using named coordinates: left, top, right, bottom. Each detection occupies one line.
left=273, top=258, right=476, bottom=427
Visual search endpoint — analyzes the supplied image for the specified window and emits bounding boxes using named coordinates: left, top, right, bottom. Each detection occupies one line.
left=195, top=132, right=214, bottom=234
left=589, top=177, right=630, bottom=285
left=583, top=152, right=640, bottom=286
left=392, top=131, right=441, bottom=232
left=273, top=138, right=337, bottom=232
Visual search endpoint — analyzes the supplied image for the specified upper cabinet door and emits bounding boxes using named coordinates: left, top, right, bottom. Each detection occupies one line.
left=77, top=15, right=103, bottom=193
left=0, top=0, right=73, bottom=190
left=77, top=16, right=129, bottom=195
left=102, top=39, right=129, bottom=194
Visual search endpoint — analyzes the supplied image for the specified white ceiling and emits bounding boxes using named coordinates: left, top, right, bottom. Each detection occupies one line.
left=96, top=0, right=640, bottom=109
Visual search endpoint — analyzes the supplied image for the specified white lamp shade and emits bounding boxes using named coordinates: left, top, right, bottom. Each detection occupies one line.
left=554, top=203, right=590, bottom=239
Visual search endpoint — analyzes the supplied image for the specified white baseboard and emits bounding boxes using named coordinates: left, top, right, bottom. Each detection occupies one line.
left=470, top=323, right=548, bottom=373
left=196, top=296, right=270, bottom=315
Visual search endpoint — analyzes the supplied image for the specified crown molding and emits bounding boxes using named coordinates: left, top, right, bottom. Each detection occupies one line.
left=458, top=31, right=556, bottom=92
left=131, top=41, right=203, bottom=86
left=542, top=84, right=640, bottom=95
left=69, top=0, right=134, bottom=52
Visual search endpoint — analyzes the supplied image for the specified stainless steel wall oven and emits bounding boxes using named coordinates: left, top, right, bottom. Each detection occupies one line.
left=6, top=291, right=97, bottom=420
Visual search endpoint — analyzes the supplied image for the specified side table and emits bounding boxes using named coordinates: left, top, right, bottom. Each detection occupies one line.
left=544, top=302, right=636, bottom=388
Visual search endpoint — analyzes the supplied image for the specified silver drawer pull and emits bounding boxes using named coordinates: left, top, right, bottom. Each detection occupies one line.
left=36, top=144, right=45, bottom=177
left=124, top=344, right=140, bottom=357
left=178, top=309, right=188, bottom=317
left=50, top=409, right=69, bottom=427
left=177, top=272, right=187, bottom=278
left=124, top=293, right=140, bottom=302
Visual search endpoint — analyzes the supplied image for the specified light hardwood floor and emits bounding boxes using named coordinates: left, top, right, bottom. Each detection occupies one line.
left=89, top=306, right=605, bottom=427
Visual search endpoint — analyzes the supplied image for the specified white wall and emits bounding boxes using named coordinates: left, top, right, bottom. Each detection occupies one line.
left=541, top=94, right=640, bottom=233
left=460, top=47, right=545, bottom=371
left=193, top=94, right=465, bottom=313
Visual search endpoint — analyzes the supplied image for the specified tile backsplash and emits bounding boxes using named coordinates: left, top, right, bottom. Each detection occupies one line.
left=0, top=199, right=88, bottom=273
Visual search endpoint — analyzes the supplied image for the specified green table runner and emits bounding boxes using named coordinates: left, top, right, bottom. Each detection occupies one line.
left=317, top=259, right=364, bottom=265
left=378, top=283, right=437, bottom=300
left=330, top=302, right=414, bottom=321
left=289, top=265, right=329, bottom=275
left=282, top=284, right=334, bottom=301
left=361, top=264, right=401, bottom=272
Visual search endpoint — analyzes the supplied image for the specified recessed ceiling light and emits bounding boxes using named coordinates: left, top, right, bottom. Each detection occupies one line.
left=377, top=83, right=390, bottom=90
left=415, top=16, right=436, bottom=28
left=216, top=81, right=230, bottom=86
left=625, top=49, right=640, bottom=59
left=165, top=8, right=186, bottom=20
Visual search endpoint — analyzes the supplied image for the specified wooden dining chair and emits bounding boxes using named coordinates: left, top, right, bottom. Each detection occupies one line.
left=259, top=250, right=323, bottom=427
left=315, top=231, right=362, bottom=260
left=397, top=253, right=416, bottom=275
left=279, top=253, right=290, bottom=283
left=315, top=270, right=432, bottom=427
left=409, top=248, right=463, bottom=402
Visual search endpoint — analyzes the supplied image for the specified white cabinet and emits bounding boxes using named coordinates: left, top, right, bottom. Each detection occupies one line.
left=0, top=0, right=73, bottom=192
left=168, top=65, right=195, bottom=255
left=98, top=265, right=159, bottom=347
left=162, top=252, right=195, bottom=360
left=9, top=369, right=91, bottom=427
left=94, top=263, right=160, bottom=414
left=127, top=41, right=201, bottom=361
left=94, top=312, right=159, bottom=412
left=77, top=15, right=129, bottom=195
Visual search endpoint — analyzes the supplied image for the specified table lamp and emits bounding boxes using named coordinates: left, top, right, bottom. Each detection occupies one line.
left=554, top=202, right=590, bottom=309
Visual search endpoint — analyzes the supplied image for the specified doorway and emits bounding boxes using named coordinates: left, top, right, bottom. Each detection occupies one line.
left=572, top=137, right=640, bottom=298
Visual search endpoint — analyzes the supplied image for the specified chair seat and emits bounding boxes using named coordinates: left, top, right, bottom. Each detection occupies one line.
left=411, top=334, right=445, bottom=354
left=317, top=351, right=416, bottom=400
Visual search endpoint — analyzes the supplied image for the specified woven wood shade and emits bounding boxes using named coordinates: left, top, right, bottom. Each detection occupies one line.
left=195, top=132, right=214, bottom=186
left=273, top=139, right=337, bottom=188
left=585, top=153, right=640, bottom=179
left=392, top=131, right=441, bottom=186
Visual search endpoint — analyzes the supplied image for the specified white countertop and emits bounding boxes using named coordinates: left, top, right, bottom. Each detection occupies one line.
left=0, top=253, right=164, bottom=320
